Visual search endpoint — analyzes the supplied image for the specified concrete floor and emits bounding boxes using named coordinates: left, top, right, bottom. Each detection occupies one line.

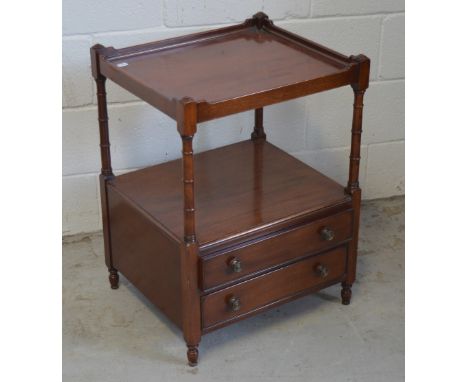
left=63, top=196, right=404, bottom=382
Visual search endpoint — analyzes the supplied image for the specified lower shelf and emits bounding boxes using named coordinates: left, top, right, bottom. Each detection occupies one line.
left=109, top=139, right=351, bottom=249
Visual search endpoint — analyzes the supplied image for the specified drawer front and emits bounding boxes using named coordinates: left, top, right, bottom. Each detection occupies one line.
left=201, top=210, right=352, bottom=290
left=202, top=246, right=347, bottom=329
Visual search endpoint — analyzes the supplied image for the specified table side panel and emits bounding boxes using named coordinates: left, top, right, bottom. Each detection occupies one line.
left=107, top=185, right=183, bottom=329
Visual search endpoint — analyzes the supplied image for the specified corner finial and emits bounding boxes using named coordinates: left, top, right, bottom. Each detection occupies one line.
left=90, top=44, right=119, bottom=79
left=90, top=44, right=106, bottom=79
left=349, top=54, right=370, bottom=64
left=245, top=12, right=273, bottom=29
left=349, top=54, right=371, bottom=91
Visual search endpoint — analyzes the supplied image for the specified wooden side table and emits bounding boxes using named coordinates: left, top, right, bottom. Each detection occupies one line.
left=90, top=12, right=370, bottom=366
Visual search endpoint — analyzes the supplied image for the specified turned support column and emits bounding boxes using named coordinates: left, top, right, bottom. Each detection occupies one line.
left=177, top=100, right=202, bottom=366
left=91, top=45, right=118, bottom=289
left=342, top=55, right=370, bottom=305
left=251, top=108, right=266, bottom=140
left=346, top=88, right=365, bottom=194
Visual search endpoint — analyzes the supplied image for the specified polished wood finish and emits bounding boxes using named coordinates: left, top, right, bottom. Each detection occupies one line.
left=202, top=246, right=347, bottom=330
left=95, top=13, right=359, bottom=122
left=343, top=54, right=370, bottom=303
left=110, top=140, right=351, bottom=248
left=91, top=45, right=118, bottom=287
left=177, top=100, right=202, bottom=365
left=90, top=12, right=370, bottom=366
left=107, top=185, right=183, bottom=327
left=201, top=210, right=352, bottom=290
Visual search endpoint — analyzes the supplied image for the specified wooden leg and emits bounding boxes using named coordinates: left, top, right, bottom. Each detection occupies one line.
left=251, top=108, right=266, bottom=140
left=181, top=238, right=201, bottom=366
left=187, top=344, right=199, bottom=366
left=341, top=282, right=352, bottom=305
left=108, top=268, right=119, bottom=289
left=91, top=51, right=117, bottom=291
left=343, top=69, right=368, bottom=306
left=177, top=102, right=202, bottom=367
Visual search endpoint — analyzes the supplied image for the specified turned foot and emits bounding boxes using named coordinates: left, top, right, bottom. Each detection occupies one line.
left=109, top=268, right=119, bottom=289
left=187, top=345, right=199, bottom=367
left=341, top=282, right=352, bottom=305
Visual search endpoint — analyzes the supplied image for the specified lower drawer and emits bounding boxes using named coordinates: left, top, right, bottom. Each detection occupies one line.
left=201, top=246, right=347, bottom=330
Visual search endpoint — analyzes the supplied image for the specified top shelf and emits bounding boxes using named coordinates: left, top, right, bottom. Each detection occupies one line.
left=94, top=12, right=367, bottom=122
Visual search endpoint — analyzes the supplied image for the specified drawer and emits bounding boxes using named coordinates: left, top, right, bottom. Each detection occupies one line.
left=202, top=246, right=347, bottom=329
left=201, top=210, right=352, bottom=290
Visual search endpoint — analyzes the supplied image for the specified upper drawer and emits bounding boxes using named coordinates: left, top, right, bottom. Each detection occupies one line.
left=201, top=210, right=352, bottom=290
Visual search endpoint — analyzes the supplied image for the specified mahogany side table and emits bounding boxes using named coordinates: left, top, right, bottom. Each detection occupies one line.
left=90, top=12, right=370, bottom=366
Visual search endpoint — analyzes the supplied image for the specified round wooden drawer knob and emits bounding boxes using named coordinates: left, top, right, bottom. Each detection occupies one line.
left=315, top=264, right=329, bottom=279
left=228, top=257, right=242, bottom=273
left=320, top=227, right=335, bottom=241
left=227, top=296, right=241, bottom=311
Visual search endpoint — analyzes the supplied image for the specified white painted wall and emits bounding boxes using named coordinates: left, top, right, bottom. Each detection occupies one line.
left=62, top=1, right=405, bottom=235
